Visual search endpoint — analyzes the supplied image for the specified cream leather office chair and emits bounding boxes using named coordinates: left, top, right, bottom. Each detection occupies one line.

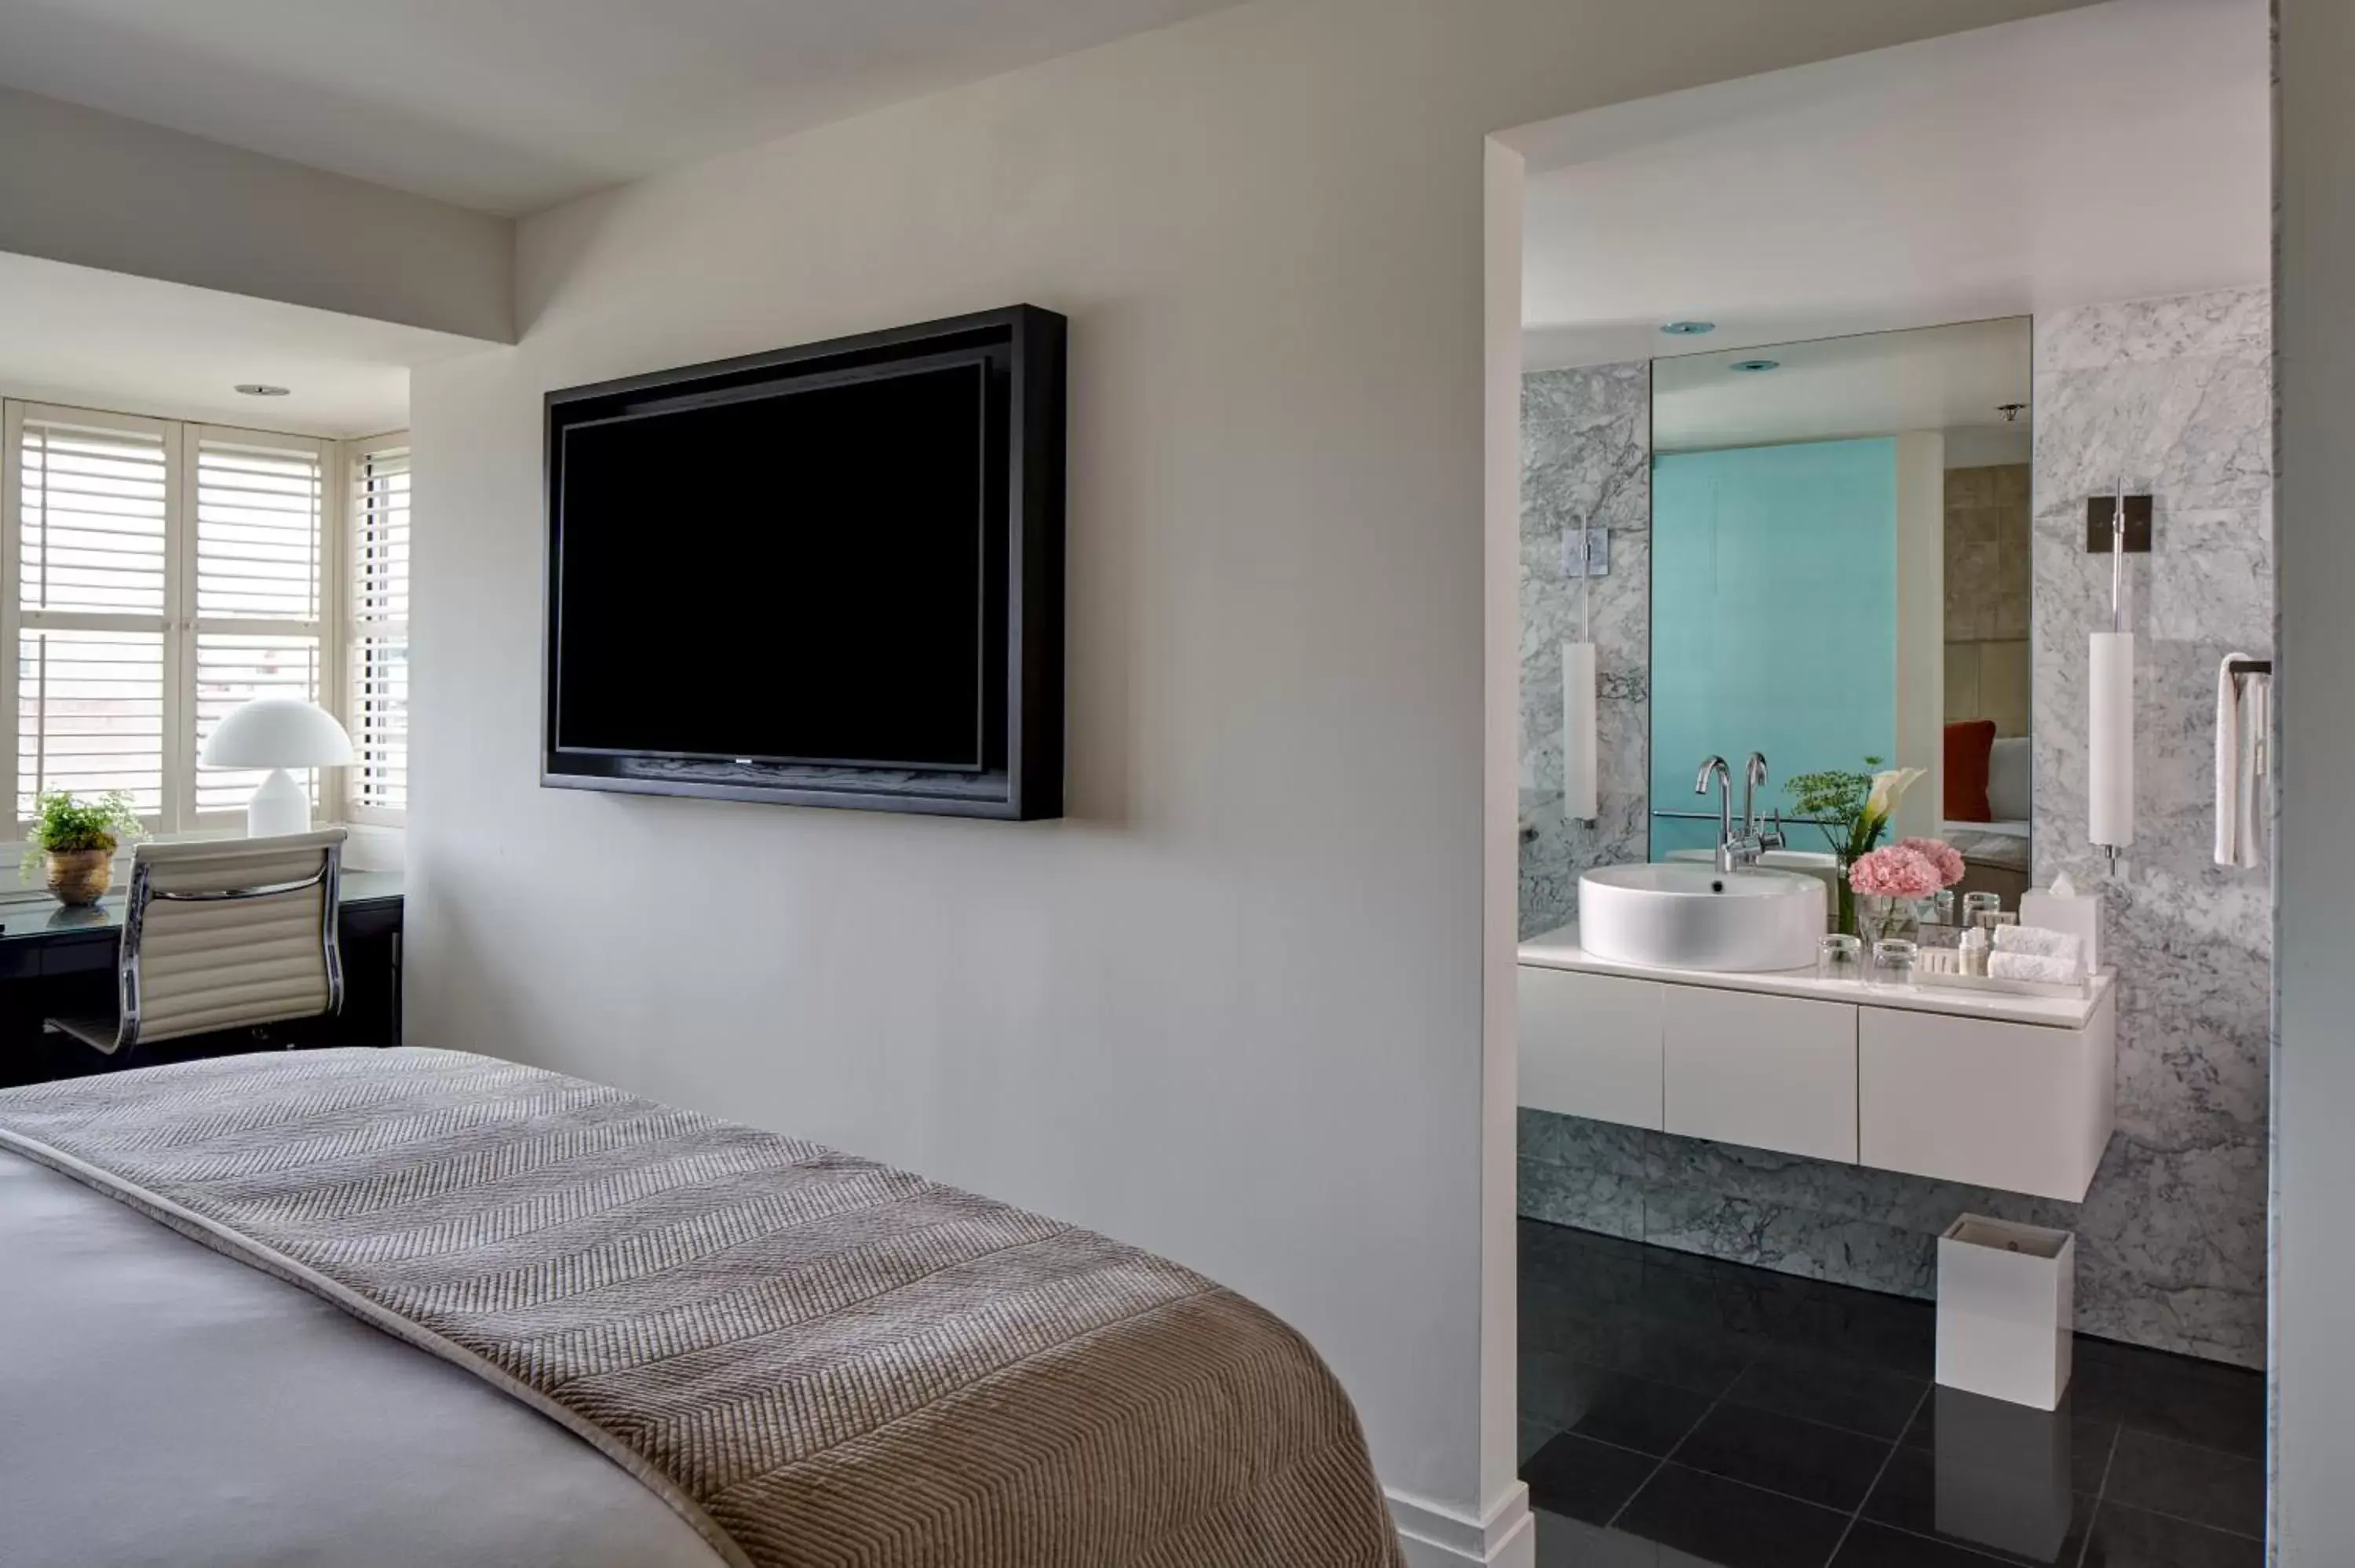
left=49, top=829, right=346, bottom=1059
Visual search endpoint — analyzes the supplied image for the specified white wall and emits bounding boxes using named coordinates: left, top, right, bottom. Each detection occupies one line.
left=2273, top=2, right=2355, bottom=1559
left=0, top=85, right=513, bottom=344
left=407, top=0, right=2099, bottom=1541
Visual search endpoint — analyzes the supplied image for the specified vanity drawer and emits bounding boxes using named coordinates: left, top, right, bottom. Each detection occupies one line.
left=1517, top=967, right=1664, bottom=1130
left=1663, top=986, right=1858, bottom=1161
left=1859, top=990, right=2115, bottom=1202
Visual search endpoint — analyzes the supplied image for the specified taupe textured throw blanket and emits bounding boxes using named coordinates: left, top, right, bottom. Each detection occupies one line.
left=0, top=1049, right=1402, bottom=1568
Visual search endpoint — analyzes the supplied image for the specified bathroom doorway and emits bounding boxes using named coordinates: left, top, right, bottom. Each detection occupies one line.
left=1488, top=2, right=2273, bottom=1561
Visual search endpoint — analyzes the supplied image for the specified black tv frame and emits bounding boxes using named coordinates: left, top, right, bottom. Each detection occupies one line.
left=542, top=305, right=1065, bottom=820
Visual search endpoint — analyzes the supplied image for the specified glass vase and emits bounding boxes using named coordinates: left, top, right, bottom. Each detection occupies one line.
left=1857, top=895, right=1922, bottom=949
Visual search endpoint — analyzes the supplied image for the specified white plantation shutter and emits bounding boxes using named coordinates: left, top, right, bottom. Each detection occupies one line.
left=192, top=633, right=323, bottom=813
left=0, top=407, right=348, bottom=837
left=195, top=439, right=322, bottom=621
left=187, top=431, right=325, bottom=822
left=0, top=404, right=373, bottom=845
left=346, top=439, right=407, bottom=819
left=17, top=629, right=167, bottom=815
left=9, top=409, right=173, bottom=818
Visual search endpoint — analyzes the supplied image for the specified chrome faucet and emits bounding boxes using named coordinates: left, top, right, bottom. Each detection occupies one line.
left=1743, top=753, right=1787, bottom=862
left=1695, top=752, right=1786, bottom=874
left=1694, top=756, right=1736, bottom=873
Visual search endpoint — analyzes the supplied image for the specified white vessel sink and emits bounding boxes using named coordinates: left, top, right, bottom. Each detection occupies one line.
left=1578, top=862, right=1827, bottom=972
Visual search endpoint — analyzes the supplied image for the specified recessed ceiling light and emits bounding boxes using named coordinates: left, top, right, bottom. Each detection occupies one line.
left=1729, top=359, right=1781, bottom=374
left=234, top=383, right=291, bottom=397
left=1659, top=321, right=1716, bottom=336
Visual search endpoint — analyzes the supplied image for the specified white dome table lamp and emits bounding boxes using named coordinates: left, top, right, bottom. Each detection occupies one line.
left=199, top=698, right=355, bottom=837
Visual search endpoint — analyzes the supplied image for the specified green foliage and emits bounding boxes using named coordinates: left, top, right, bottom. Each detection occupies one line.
left=1784, top=756, right=1888, bottom=860
left=21, top=790, right=145, bottom=878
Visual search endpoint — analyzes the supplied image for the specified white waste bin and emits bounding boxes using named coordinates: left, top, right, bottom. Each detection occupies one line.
left=1936, top=1215, right=2075, bottom=1410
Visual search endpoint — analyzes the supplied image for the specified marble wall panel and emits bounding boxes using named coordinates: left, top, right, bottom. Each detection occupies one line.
left=1520, top=363, right=1650, bottom=938
left=2027, top=286, right=2273, bottom=1366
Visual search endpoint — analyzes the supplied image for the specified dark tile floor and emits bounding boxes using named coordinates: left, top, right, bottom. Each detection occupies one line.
left=1519, top=1220, right=2267, bottom=1567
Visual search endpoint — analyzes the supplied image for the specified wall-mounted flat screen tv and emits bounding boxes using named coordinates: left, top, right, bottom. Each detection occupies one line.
left=542, top=306, right=1064, bottom=819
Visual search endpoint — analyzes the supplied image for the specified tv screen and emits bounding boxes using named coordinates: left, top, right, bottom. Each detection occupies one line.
left=553, top=360, right=993, bottom=771
left=544, top=306, right=1064, bottom=819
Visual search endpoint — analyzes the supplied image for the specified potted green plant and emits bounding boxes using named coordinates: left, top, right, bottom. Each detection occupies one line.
left=21, top=790, right=145, bottom=906
left=1785, top=758, right=1926, bottom=937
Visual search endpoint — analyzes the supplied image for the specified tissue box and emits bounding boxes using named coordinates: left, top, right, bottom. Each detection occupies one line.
left=2018, top=887, right=2101, bottom=973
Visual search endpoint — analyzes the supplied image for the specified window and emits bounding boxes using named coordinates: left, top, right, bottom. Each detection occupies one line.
left=345, top=439, right=408, bottom=820
left=192, top=436, right=327, bottom=818
left=10, top=410, right=171, bottom=818
left=0, top=401, right=363, bottom=838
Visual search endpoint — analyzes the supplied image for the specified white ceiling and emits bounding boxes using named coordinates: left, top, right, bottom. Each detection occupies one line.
left=0, top=0, right=1237, bottom=216
left=0, top=251, right=481, bottom=436
left=1515, top=0, right=2271, bottom=370
left=1651, top=317, right=2032, bottom=458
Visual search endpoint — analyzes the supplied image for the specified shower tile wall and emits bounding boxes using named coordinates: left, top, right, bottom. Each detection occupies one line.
left=1519, top=363, right=1650, bottom=939
left=1945, top=463, right=2032, bottom=736
left=1517, top=289, right=2272, bottom=1367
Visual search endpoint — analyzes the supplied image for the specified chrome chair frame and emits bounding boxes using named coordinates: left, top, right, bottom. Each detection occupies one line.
left=104, top=841, right=345, bottom=1057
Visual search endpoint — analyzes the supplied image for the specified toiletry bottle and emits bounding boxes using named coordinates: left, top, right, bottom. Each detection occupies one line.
left=1960, top=927, right=1991, bottom=978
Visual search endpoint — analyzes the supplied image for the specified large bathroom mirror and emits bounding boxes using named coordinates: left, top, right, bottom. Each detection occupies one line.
left=1647, top=317, right=2034, bottom=901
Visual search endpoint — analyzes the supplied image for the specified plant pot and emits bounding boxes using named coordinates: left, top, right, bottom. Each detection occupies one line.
left=45, top=848, right=112, bottom=906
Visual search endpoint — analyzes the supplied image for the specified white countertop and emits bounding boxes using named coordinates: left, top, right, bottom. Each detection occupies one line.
left=1518, top=923, right=2114, bottom=1030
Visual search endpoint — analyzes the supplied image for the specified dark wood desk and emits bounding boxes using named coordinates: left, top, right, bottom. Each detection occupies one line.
left=0, top=870, right=403, bottom=1088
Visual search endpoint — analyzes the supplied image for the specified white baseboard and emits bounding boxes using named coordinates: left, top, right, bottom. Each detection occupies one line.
left=1388, top=1482, right=1535, bottom=1567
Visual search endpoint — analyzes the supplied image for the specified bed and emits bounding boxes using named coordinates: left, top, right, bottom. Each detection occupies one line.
left=1943, top=817, right=2032, bottom=903
left=0, top=1048, right=1400, bottom=1568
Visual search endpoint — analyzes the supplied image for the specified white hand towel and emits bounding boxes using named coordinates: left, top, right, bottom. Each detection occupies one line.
left=1989, top=951, right=2080, bottom=986
left=1992, top=924, right=2085, bottom=972
left=2216, top=653, right=2267, bottom=869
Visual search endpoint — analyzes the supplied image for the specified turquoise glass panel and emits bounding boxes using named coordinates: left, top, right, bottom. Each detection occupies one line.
left=1650, top=439, right=1897, bottom=859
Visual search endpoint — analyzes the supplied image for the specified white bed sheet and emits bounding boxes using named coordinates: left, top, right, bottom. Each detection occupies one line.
left=0, top=1150, right=723, bottom=1568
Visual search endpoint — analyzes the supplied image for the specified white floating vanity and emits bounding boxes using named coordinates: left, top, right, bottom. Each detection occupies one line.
left=1519, top=924, right=2116, bottom=1203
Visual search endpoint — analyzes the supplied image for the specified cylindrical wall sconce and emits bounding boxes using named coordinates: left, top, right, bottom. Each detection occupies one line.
left=1562, top=640, right=1597, bottom=822
left=2087, top=483, right=2145, bottom=863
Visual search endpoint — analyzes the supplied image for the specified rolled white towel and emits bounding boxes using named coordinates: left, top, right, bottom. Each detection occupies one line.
left=1992, top=924, right=2085, bottom=971
left=1988, top=951, right=2081, bottom=986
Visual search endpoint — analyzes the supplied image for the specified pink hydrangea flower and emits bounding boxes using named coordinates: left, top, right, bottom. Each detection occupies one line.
left=1849, top=844, right=1944, bottom=899
left=1895, top=837, right=1966, bottom=888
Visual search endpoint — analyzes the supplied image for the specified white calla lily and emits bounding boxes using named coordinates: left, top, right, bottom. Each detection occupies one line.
left=1864, top=767, right=1926, bottom=825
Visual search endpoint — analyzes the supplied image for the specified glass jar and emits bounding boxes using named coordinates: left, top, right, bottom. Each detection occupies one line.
left=1871, top=939, right=1919, bottom=987
left=1857, top=894, right=1922, bottom=949
left=1962, top=892, right=2003, bottom=930
left=1816, top=933, right=1864, bottom=983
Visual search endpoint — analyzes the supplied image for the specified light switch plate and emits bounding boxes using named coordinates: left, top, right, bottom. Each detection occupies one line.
left=1563, top=527, right=1611, bottom=578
